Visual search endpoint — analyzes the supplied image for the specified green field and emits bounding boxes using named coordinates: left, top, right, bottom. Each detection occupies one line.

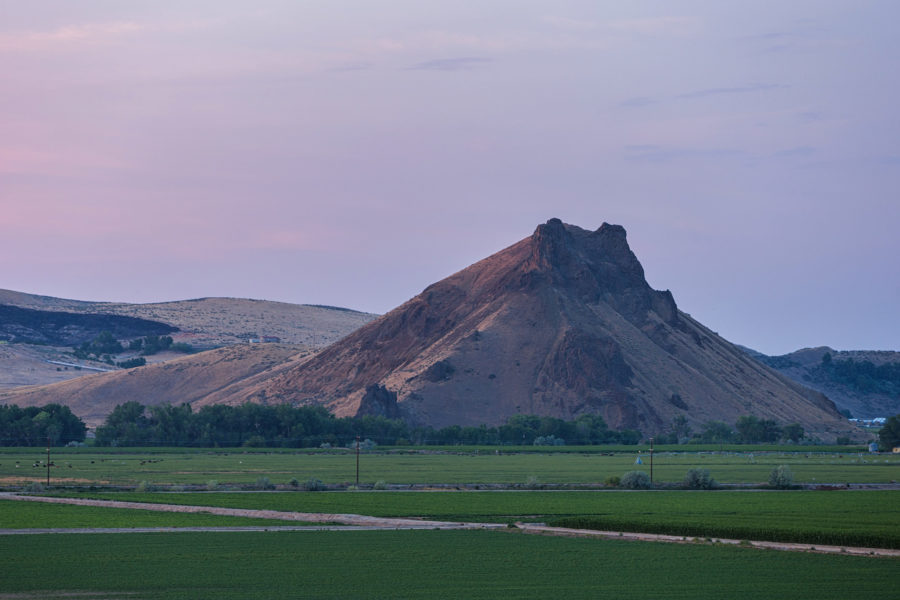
left=0, top=499, right=289, bottom=529
left=56, top=489, right=900, bottom=548
left=0, top=530, right=895, bottom=599
left=2, top=447, right=897, bottom=487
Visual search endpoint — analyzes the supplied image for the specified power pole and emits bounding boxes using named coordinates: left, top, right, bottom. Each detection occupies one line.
left=649, top=437, right=654, bottom=485
left=356, top=435, right=360, bottom=487
left=46, top=436, right=51, bottom=487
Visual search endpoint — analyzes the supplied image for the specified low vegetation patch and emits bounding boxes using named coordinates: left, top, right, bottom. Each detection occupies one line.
left=1, top=530, right=896, bottom=599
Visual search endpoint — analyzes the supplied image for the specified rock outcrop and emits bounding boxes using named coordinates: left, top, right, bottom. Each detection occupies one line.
left=243, top=219, right=852, bottom=438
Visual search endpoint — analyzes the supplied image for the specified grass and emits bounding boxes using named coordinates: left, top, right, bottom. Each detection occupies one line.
left=0, top=499, right=303, bottom=529
left=0, top=530, right=895, bottom=599
left=54, top=489, right=900, bottom=548
left=2, top=447, right=897, bottom=487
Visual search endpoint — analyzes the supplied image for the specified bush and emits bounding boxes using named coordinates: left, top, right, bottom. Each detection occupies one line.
left=769, top=465, right=794, bottom=489
left=620, top=471, right=652, bottom=489
left=288, top=478, right=300, bottom=488
left=373, top=480, right=388, bottom=490
left=255, top=476, right=274, bottom=490
left=23, top=482, right=45, bottom=493
left=135, top=480, right=156, bottom=492
left=604, top=475, right=621, bottom=487
left=206, top=480, right=219, bottom=491
left=243, top=435, right=266, bottom=448
left=533, top=435, right=565, bottom=446
left=683, top=468, right=716, bottom=490
left=304, top=478, right=326, bottom=491
left=524, top=475, right=542, bottom=489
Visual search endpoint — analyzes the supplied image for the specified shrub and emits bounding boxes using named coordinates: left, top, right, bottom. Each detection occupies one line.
left=620, top=471, right=652, bottom=489
left=524, top=475, right=542, bottom=489
left=604, top=475, right=621, bottom=487
left=304, top=478, right=326, bottom=491
left=373, top=480, right=388, bottom=490
left=135, top=480, right=156, bottom=492
left=769, top=465, right=794, bottom=489
left=206, top=480, right=219, bottom=491
left=683, top=468, right=717, bottom=490
left=255, top=476, right=274, bottom=490
left=23, top=482, right=45, bottom=493
left=533, top=435, right=565, bottom=446
left=288, top=478, right=300, bottom=488
left=243, top=435, right=266, bottom=448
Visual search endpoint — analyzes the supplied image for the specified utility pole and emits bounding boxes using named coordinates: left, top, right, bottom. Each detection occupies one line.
left=356, top=435, right=360, bottom=487
left=46, top=436, right=51, bottom=487
left=649, top=437, right=654, bottom=485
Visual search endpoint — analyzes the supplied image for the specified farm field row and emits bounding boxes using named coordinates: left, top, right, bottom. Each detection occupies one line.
left=1, top=529, right=896, bottom=599
left=56, top=489, right=900, bottom=548
left=0, top=498, right=290, bottom=529
left=2, top=448, right=897, bottom=486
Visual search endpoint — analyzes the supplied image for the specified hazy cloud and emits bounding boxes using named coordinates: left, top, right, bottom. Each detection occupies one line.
left=407, top=57, right=491, bottom=71
left=677, top=83, right=789, bottom=99
left=607, top=16, right=701, bottom=36
left=624, top=145, right=744, bottom=163
left=773, top=146, right=815, bottom=158
left=620, top=96, right=658, bottom=108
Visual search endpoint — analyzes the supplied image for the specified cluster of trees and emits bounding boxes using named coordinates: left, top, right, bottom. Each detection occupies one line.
left=94, top=402, right=641, bottom=447
left=879, top=414, right=900, bottom=451
left=819, top=353, right=900, bottom=396
left=72, top=330, right=123, bottom=359
left=129, top=335, right=193, bottom=356
left=0, top=404, right=87, bottom=446
left=654, top=414, right=805, bottom=444
left=72, top=332, right=193, bottom=367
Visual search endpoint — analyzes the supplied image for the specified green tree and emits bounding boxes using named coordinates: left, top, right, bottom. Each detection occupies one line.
left=878, top=414, right=900, bottom=451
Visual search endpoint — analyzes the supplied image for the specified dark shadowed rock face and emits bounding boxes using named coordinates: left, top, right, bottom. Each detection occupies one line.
left=247, top=219, right=851, bottom=439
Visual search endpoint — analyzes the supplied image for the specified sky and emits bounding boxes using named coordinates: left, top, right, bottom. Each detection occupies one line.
left=1, top=1, right=897, bottom=356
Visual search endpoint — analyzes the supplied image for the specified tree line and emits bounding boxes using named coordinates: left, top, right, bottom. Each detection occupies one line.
left=93, top=402, right=640, bottom=447
left=819, top=352, right=900, bottom=396
left=0, top=404, right=87, bottom=446
left=655, top=414, right=806, bottom=444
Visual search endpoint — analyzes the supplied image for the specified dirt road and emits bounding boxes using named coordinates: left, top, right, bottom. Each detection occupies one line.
left=2, top=493, right=897, bottom=557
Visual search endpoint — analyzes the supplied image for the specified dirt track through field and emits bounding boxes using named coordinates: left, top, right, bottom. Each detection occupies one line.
left=2, top=493, right=898, bottom=557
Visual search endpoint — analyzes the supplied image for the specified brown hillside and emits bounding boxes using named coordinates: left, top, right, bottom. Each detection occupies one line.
left=0, top=344, right=311, bottom=428
left=0, top=291, right=377, bottom=348
left=243, top=219, right=853, bottom=439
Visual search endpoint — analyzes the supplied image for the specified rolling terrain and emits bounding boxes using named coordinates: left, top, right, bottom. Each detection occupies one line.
left=231, top=219, right=854, bottom=439
left=743, top=346, right=900, bottom=418
left=0, top=290, right=377, bottom=393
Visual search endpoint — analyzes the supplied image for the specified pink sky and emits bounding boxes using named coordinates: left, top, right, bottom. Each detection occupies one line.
left=1, top=1, right=898, bottom=355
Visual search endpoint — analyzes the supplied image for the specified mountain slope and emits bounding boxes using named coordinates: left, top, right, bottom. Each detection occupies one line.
left=0, top=290, right=378, bottom=348
left=745, top=346, right=900, bottom=418
left=0, top=344, right=311, bottom=427
left=239, top=219, right=852, bottom=438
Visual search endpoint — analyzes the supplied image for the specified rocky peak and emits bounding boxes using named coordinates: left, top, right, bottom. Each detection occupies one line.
left=524, top=218, right=676, bottom=326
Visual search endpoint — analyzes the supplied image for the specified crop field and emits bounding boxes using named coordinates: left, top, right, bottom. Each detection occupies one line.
left=0, top=499, right=287, bottom=529
left=1, top=446, right=897, bottom=487
left=56, top=489, right=900, bottom=549
left=1, top=529, right=896, bottom=599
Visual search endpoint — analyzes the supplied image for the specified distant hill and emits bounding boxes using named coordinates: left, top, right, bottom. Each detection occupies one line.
left=742, top=346, right=900, bottom=418
left=0, top=344, right=312, bottom=427
left=0, top=304, right=176, bottom=346
left=0, top=289, right=378, bottom=392
left=229, top=219, right=854, bottom=440
left=0, top=290, right=378, bottom=348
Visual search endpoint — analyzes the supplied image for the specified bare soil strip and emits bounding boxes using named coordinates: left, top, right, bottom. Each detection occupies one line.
left=0, top=493, right=502, bottom=530
left=3, top=493, right=898, bottom=556
left=514, top=523, right=900, bottom=557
